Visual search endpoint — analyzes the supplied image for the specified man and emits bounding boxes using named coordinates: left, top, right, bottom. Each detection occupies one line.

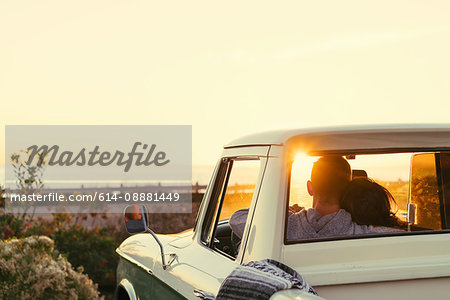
left=287, top=155, right=374, bottom=239
left=230, top=156, right=373, bottom=241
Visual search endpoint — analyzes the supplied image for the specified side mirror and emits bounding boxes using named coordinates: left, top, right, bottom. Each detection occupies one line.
left=124, top=204, right=148, bottom=234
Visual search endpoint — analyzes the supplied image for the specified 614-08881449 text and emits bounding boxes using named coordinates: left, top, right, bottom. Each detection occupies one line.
left=97, top=192, right=180, bottom=202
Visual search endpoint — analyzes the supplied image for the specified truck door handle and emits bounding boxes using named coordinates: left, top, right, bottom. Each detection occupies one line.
left=193, top=289, right=215, bottom=300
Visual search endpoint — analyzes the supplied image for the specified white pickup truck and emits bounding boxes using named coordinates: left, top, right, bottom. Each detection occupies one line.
left=115, top=124, right=450, bottom=300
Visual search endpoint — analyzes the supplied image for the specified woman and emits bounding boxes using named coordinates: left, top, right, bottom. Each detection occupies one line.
left=341, top=178, right=407, bottom=230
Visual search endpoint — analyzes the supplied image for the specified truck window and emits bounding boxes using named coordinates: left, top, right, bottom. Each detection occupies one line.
left=286, top=152, right=450, bottom=244
left=217, top=160, right=260, bottom=221
left=410, top=153, right=441, bottom=230
left=201, top=158, right=261, bottom=259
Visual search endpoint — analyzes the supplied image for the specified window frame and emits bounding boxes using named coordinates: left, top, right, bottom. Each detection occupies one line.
left=284, top=150, right=450, bottom=246
left=200, top=156, right=263, bottom=260
left=200, top=158, right=231, bottom=245
left=436, top=152, right=450, bottom=228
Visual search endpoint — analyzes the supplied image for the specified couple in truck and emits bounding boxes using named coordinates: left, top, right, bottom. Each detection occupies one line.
left=231, top=156, right=406, bottom=241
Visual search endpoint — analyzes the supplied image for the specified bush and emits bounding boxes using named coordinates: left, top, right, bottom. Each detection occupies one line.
left=0, top=213, right=28, bottom=240
left=0, top=236, right=102, bottom=300
left=0, top=185, right=5, bottom=208
left=0, top=194, right=203, bottom=297
left=0, top=213, right=126, bottom=289
left=52, top=223, right=120, bottom=287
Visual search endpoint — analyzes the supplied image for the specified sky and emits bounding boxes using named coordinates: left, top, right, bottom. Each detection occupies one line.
left=1, top=0, right=450, bottom=174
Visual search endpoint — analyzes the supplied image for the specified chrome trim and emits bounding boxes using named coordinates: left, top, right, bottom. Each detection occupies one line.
left=147, top=228, right=178, bottom=270
left=118, top=278, right=138, bottom=300
left=193, top=288, right=216, bottom=300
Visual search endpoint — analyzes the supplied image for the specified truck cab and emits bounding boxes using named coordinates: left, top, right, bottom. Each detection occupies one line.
left=116, top=124, right=450, bottom=300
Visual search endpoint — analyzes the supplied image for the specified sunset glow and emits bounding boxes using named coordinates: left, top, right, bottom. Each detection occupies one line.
left=2, top=1, right=450, bottom=170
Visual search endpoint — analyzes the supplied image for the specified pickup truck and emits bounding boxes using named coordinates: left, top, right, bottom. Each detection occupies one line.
left=115, top=124, right=450, bottom=300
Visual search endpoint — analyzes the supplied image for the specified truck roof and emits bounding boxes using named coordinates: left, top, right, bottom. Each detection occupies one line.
left=224, top=124, right=450, bottom=153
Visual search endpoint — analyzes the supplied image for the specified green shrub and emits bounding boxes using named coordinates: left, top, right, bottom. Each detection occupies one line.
left=0, top=236, right=102, bottom=300
left=0, top=195, right=203, bottom=296
left=52, top=224, right=119, bottom=286
left=0, top=213, right=27, bottom=240
left=0, top=213, right=125, bottom=288
left=0, top=185, right=5, bottom=208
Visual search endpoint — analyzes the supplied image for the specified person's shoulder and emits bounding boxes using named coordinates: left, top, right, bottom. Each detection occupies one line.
left=369, top=226, right=404, bottom=233
left=335, top=208, right=351, bottom=218
left=347, top=217, right=371, bottom=234
left=289, top=208, right=309, bottom=219
left=287, top=209, right=308, bottom=240
left=304, top=208, right=319, bottom=217
left=229, top=208, right=249, bottom=228
left=230, top=208, right=249, bottom=219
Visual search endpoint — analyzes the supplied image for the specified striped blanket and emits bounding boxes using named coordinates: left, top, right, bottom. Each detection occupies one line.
left=216, top=259, right=318, bottom=300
